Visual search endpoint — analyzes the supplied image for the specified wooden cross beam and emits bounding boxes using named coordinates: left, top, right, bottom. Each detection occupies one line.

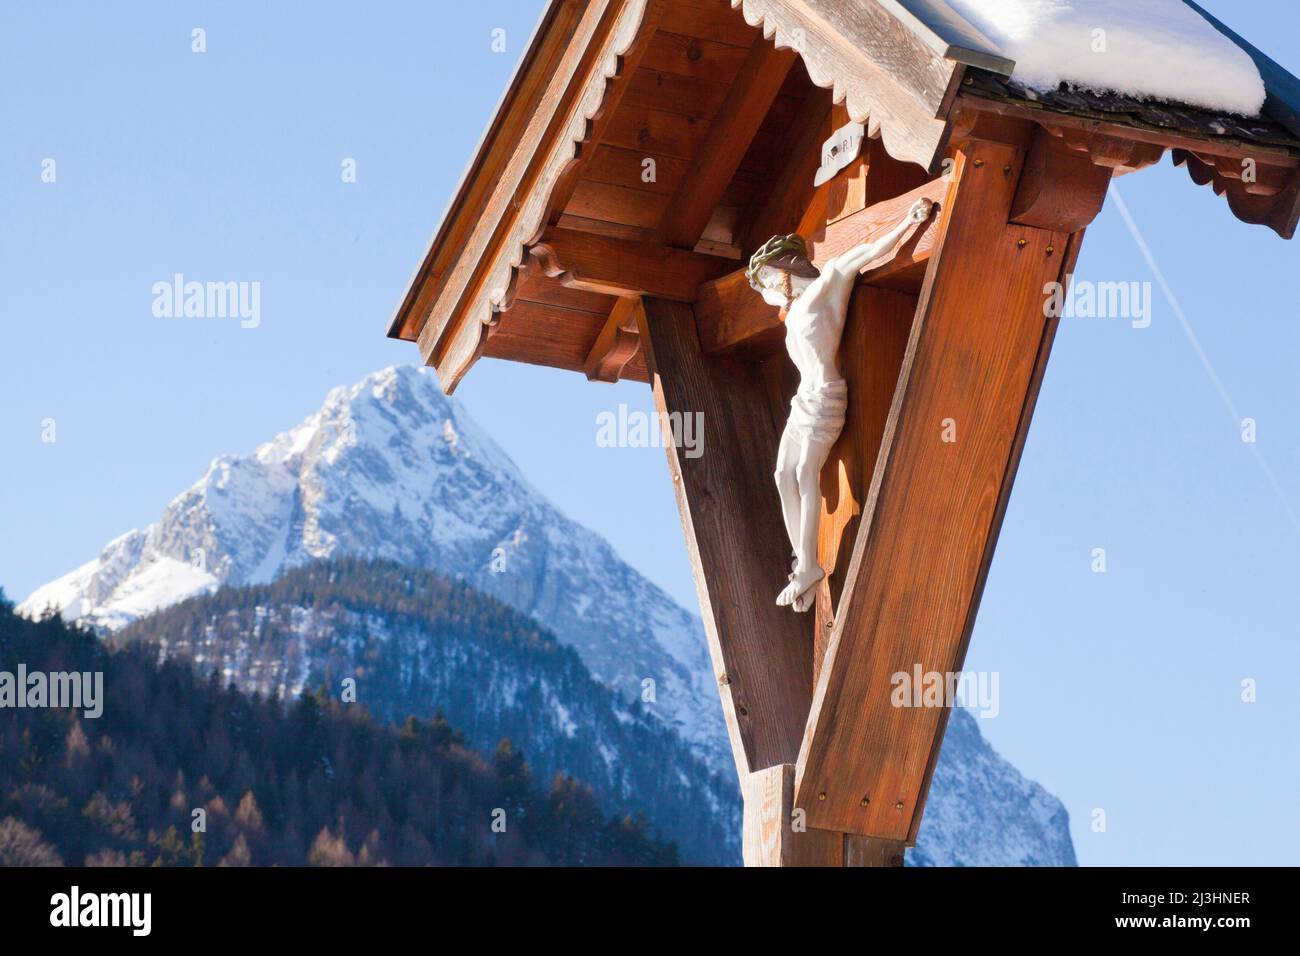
left=695, top=176, right=950, bottom=355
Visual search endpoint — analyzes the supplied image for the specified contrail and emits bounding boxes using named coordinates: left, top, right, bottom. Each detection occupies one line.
left=1111, top=184, right=1300, bottom=538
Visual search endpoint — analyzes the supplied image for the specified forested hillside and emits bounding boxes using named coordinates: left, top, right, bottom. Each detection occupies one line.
left=0, top=589, right=676, bottom=866
left=113, top=557, right=740, bottom=862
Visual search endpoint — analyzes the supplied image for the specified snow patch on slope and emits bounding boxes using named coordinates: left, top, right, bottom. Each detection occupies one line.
left=949, top=0, right=1265, bottom=115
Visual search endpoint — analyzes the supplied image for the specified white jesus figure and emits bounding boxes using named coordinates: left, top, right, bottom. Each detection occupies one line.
left=747, top=197, right=933, bottom=613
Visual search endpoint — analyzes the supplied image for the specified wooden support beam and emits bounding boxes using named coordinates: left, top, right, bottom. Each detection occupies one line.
left=694, top=268, right=782, bottom=357
left=695, top=176, right=949, bottom=355
left=639, top=297, right=813, bottom=777
left=1011, top=127, right=1113, bottom=232
left=531, top=227, right=735, bottom=300
left=742, top=764, right=842, bottom=866
left=658, top=38, right=798, bottom=249
left=845, top=834, right=907, bottom=867
left=742, top=764, right=907, bottom=866
left=584, top=296, right=644, bottom=382
left=795, top=139, right=1080, bottom=840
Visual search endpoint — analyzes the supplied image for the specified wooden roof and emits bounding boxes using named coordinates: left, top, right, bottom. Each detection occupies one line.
left=389, top=0, right=1300, bottom=392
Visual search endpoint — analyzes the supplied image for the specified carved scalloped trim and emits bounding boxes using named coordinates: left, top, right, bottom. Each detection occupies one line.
left=1172, top=149, right=1300, bottom=239
left=432, top=0, right=652, bottom=393
left=729, top=0, right=947, bottom=171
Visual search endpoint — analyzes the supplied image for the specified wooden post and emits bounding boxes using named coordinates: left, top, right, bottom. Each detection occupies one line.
left=742, top=765, right=841, bottom=866
left=638, top=297, right=813, bottom=777
left=742, top=764, right=908, bottom=867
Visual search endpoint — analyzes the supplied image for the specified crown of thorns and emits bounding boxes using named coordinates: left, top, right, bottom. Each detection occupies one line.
left=747, top=234, right=819, bottom=291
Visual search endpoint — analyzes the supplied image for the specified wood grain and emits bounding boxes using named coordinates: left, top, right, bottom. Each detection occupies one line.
left=640, top=29, right=750, bottom=80
left=584, top=296, right=645, bottom=382
left=658, top=37, right=797, bottom=248
left=813, top=287, right=915, bottom=688
left=742, top=764, right=843, bottom=866
left=533, top=226, right=734, bottom=299
left=622, top=66, right=733, bottom=123
left=729, top=0, right=958, bottom=171
left=482, top=298, right=607, bottom=374
left=844, top=834, right=906, bottom=867
left=663, top=0, right=761, bottom=48
left=740, top=85, right=833, bottom=253
left=795, top=140, right=1073, bottom=838
left=640, top=297, right=813, bottom=776
left=906, top=226, right=1086, bottom=843
left=566, top=178, right=670, bottom=229
left=1010, top=127, right=1112, bottom=232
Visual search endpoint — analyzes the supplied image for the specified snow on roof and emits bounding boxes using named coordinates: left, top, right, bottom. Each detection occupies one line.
left=945, top=0, right=1266, bottom=116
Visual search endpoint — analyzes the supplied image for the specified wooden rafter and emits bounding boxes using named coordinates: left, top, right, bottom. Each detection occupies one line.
left=408, top=0, right=658, bottom=392
left=740, top=86, right=832, bottom=254
left=532, top=226, right=735, bottom=299
left=657, top=36, right=798, bottom=249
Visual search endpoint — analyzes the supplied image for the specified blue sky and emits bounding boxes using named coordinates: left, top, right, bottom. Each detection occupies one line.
left=2, top=1, right=1296, bottom=865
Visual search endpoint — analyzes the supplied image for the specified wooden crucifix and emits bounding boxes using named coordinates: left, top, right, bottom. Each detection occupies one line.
left=389, top=0, right=1300, bottom=866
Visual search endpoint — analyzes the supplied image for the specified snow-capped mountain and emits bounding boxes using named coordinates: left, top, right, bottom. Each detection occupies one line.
left=21, top=365, right=728, bottom=765
left=22, top=364, right=1077, bottom=865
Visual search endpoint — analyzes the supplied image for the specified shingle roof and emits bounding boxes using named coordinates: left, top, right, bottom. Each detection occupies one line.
left=961, top=68, right=1300, bottom=154
left=896, top=0, right=1300, bottom=150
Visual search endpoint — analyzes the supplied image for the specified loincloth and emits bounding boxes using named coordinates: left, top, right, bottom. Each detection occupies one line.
left=787, top=379, right=848, bottom=446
